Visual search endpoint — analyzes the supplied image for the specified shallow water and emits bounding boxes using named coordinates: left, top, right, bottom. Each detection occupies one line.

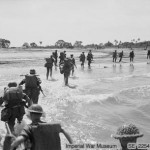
left=0, top=48, right=149, bottom=148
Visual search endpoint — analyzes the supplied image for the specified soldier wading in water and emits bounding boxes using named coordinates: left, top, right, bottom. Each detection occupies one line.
left=79, top=52, right=85, bottom=68
left=44, top=55, right=55, bottom=80
left=19, top=69, right=42, bottom=104
left=87, top=50, right=93, bottom=68
left=10, top=104, right=73, bottom=150
left=0, top=82, right=32, bottom=133
left=59, top=58, right=72, bottom=86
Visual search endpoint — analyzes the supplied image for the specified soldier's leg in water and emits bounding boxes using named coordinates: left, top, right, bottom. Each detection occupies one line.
left=46, top=67, right=50, bottom=80
left=81, top=61, right=84, bottom=67
left=17, top=106, right=25, bottom=123
left=83, top=61, right=85, bottom=68
left=8, top=108, right=17, bottom=133
left=50, top=67, right=52, bottom=77
left=66, top=75, right=69, bottom=85
left=119, top=57, right=121, bottom=62
left=55, top=58, right=57, bottom=66
left=64, top=73, right=66, bottom=85
left=88, top=60, right=91, bottom=67
left=88, top=61, right=90, bottom=66
left=64, top=73, right=68, bottom=85
left=72, top=67, right=74, bottom=76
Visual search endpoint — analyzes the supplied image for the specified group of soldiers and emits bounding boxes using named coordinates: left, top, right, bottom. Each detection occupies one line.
left=45, top=49, right=150, bottom=86
left=0, top=69, right=42, bottom=132
left=112, top=50, right=135, bottom=63
left=0, top=69, right=73, bottom=150
left=0, top=49, right=146, bottom=150
left=44, top=49, right=93, bottom=85
left=112, top=49, right=150, bottom=64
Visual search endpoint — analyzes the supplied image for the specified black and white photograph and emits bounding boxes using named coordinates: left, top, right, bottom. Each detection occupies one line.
left=0, top=0, right=150, bottom=149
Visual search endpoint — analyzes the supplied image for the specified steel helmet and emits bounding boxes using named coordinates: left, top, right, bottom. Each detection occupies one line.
left=28, top=104, right=44, bottom=114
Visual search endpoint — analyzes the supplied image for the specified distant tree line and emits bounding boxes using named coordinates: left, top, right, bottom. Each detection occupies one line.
left=1, top=37, right=150, bottom=50
left=22, top=39, right=150, bottom=50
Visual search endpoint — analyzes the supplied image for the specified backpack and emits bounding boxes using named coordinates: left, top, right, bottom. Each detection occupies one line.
left=4, top=86, right=23, bottom=105
left=64, top=59, right=72, bottom=68
left=31, top=123, right=61, bottom=150
left=87, top=54, right=92, bottom=60
left=59, top=65, right=64, bottom=74
left=119, top=52, right=122, bottom=57
left=46, top=58, right=53, bottom=64
left=25, top=75, right=38, bottom=88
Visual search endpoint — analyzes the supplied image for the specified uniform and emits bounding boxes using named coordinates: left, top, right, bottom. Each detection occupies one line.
left=19, top=69, right=41, bottom=104
left=45, top=56, right=55, bottom=79
left=79, top=52, right=85, bottom=67
left=11, top=104, right=73, bottom=150
left=87, top=51, right=93, bottom=67
left=0, top=83, right=31, bottom=132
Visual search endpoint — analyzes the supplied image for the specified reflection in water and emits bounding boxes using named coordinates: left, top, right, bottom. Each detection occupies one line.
left=119, top=64, right=123, bottom=74
left=129, top=64, right=134, bottom=73
left=112, top=64, right=116, bottom=73
left=55, top=66, right=57, bottom=71
left=81, top=66, right=85, bottom=71
left=87, top=66, right=92, bottom=73
left=88, top=66, right=91, bottom=69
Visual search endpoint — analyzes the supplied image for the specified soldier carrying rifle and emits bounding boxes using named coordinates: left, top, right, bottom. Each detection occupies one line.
left=19, top=69, right=42, bottom=104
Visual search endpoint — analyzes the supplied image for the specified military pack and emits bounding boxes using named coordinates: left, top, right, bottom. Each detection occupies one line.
left=25, top=75, right=38, bottom=88
left=45, top=58, right=53, bottom=64
left=4, top=86, right=23, bottom=105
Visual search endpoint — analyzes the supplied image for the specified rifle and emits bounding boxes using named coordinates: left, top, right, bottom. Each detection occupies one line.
left=20, top=74, right=39, bottom=76
left=39, top=86, right=46, bottom=97
left=5, top=122, right=12, bottom=135
left=3, top=123, right=15, bottom=150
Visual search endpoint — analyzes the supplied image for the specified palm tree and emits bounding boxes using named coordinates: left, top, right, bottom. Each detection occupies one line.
left=73, top=41, right=83, bottom=48
left=39, top=41, right=42, bottom=47
left=114, top=40, right=118, bottom=47
left=118, top=41, right=122, bottom=48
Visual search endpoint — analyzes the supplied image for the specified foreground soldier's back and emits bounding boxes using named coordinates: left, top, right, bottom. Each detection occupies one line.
left=10, top=104, right=73, bottom=150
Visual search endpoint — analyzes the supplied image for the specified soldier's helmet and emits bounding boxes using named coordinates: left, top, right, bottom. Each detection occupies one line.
left=28, top=104, right=44, bottom=114
left=30, top=69, right=36, bottom=75
left=112, top=124, right=143, bottom=140
left=8, top=82, right=17, bottom=87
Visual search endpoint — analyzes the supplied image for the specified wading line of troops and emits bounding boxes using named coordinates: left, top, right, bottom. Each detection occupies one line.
left=0, top=49, right=149, bottom=150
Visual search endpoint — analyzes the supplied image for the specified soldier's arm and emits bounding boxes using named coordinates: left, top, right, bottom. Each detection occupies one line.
left=60, top=128, right=73, bottom=144
left=73, top=59, right=77, bottom=68
left=10, top=135, right=25, bottom=150
left=37, top=77, right=42, bottom=85
left=0, top=97, right=4, bottom=106
left=23, top=94, right=32, bottom=107
left=19, top=79, right=25, bottom=85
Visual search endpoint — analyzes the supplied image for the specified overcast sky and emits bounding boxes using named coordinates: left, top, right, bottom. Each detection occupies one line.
left=0, top=0, right=150, bottom=46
